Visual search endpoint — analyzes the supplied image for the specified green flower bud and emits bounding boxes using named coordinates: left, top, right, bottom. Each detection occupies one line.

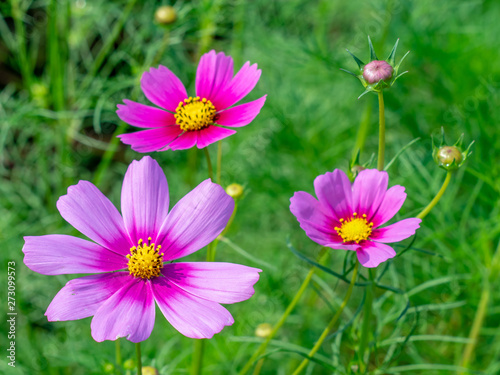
left=142, top=366, right=159, bottom=375
left=432, top=128, right=474, bottom=171
left=255, top=323, right=273, bottom=338
left=226, top=183, right=244, bottom=200
left=123, top=359, right=135, bottom=370
left=103, top=363, right=115, bottom=373
left=154, top=6, right=177, bottom=25
left=341, top=36, right=409, bottom=99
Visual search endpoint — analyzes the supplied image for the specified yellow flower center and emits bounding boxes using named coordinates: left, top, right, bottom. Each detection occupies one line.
left=126, top=237, right=164, bottom=279
left=334, top=213, right=374, bottom=243
left=174, top=96, right=216, bottom=131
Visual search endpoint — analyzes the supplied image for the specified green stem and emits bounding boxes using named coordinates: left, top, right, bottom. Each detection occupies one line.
left=115, top=339, right=122, bottom=374
left=292, top=262, right=359, bottom=375
left=416, top=171, right=453, bottom=220
left=191, top=339, right=205, bottom=375
left=203, top=147, right=214, bottom=181
left=351, top=100, right=373, bottom=161
left=358, top=268, right=375, bottom=373
left=11, top=0, right=33, bottom=96
left=240, top=249, right=328, bottom=375
left=135, top=342, right=142, bottom=375
left=216, top=141, right=222, bottom=185
left=377, top=92, right=385, bottom=171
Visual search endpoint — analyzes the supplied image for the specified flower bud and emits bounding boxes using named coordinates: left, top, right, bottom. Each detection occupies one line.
left=432, top=128, right=474, bottom=171
left=154, top=6, right=177, bottom=25
left=255, top=323, right=273, bottom=338
left=142, top=366, right=159, bottom=375
left=341, top=36, right=409, bottom=98
left=123, top=359, right=135, bottom=370
left=103, top=363, right=114, bottom=373
left=226, top=183, right=244, bottom=200
left=362, top=60, right=393, bottom=84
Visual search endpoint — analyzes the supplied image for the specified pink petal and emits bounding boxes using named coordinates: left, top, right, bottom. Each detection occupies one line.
left=215, top=61, right=262, bottom=109
left=195, top=50, right=234, bottom=109
left=45, top=272, right=130, bottom=321
left=91, top=278, right=155, bottom=342
left=141, top=65, right=188, bottom=112
left=116, top=99, right=176, bottom=129
left=356, top=241, right=396, bottom=268
left=118, top=126, right=183, bottom=153
left=314, top=169, right=353, bottom=220
left=121, top=157, right=170, bottom=245
left=23, top=235, right=126, bottom=275
left=371, top=185, right=407, bottom=227
left=162, top=262, right=261, bottom=304
left=215, top=96, right=266, bottom=128
left=196, top=126, right=236, bottom=149
left=165, top=131, right=198, bottom=151
left=352, top=169, right=388, bottom=220
left=370, top=218, right=421, bottom=243
left=152, top=276, right=234, bottom=339
left=57, top=181, right=131, bottom=256
left=156, top=179, right=234, bottom=261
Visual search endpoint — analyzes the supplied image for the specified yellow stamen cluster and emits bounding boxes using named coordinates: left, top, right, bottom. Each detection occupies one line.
left=126, top=237, right=164, bottom=279
left=175, top=96, right=216, bottom=131
left=334, top=213, right=374, bottom=243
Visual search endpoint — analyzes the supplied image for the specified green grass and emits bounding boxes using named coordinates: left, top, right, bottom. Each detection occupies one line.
left=1, top=0, right=500, bottom=374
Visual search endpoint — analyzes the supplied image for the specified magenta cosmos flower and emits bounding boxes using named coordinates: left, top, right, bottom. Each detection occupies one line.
left=22, top=156, right=261, bottom=342
left=116, top=50, right=266, bottom=152
left=290, top=169, right=421, bottom=268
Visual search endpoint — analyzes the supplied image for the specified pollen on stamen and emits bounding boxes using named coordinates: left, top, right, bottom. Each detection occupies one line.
left=127, top=237, right=164, bottom=279
left=175, top=96, right=216, bottom=132
left=334, top=213, right=374, bottom=244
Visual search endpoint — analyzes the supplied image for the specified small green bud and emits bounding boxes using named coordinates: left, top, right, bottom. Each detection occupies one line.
left=103, top=363, right=115, bottom=373
left=154, top=6, right=177, bottom=25
left=123, top=359, right=135, bottom=370
left=142, top=366, right=159, bottom=375
left=432, top=127, right=474, bottom=171
left=341, top=36, right=409, bottom=99
left=226, top=183, right=244, bottom=200
left=255, top=323, right=273, bottom=338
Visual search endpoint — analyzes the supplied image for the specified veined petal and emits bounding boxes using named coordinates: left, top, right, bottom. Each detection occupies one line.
left=165, top=131, right=198, bottom=151
left=57, top=181, right=131, bottom=256
left=196, top=126, right=236, bottom=149
left=45, top=272, right=130, bottom=321
left=162, top=262, right=261, bottom=304
left=352, top=169, right=388, bottom=219
left=152, top=276, right=234, bottom=339
left=371, top=218, right=421, bottom=243
left=141, top=65, right=188, bottom=112
left=116, top=99, right=176, bottom=129
left=196, top=50, right=234, bottom=109
left=118, top=126, right=182, bottom=153
left=215, top=61, right=262, bottom=110
left=156, top=179, right=234, bottom=261
left=371, top=185, right=407, bottom=227
left=356, top=241, right=396, bottom=268
left=91, top=278, right=155, bottom=343
left=215, top=96, right=266, bottom=128
left=314, top=169, right=353, bottom=220
left=23, top=235, right=127, bottom=275
left=121, top=157, right=170, bottom=244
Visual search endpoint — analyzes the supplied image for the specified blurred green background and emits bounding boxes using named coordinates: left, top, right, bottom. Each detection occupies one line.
left=1, top=0, right=499, bottom=374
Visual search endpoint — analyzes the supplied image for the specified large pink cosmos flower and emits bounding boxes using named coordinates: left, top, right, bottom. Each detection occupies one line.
left=116, top=50, right=266, bottom=152
left=23, top=156, right=261, bottom=342
left=290, top=169, right=421, bottom=268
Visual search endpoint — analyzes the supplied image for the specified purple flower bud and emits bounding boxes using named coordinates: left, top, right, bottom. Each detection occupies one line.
left=362, top=60, right=394, bottom=84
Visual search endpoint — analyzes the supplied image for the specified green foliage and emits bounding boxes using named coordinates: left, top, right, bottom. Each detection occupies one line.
left=1, top=0, right=499, bottom=374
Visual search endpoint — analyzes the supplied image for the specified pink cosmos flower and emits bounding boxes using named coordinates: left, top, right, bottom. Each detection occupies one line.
left=290, top=169, right=421, bottom=268
left=23, top=156, right=261, bottom=342
left=116, top=50, right=266, bottom=152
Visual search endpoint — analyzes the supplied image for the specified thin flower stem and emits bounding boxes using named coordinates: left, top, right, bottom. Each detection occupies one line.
left=203, top=147, right=214, bottom=181
left=216, top=141, right=222, bottom=185
left=351, top=101, right=373, bottom=160
left=377, top=92, right=385, bottom=171
left=191, top=339, right=205, bottom=375
left=358, top=268, right=375, bottom=373
left=115, top=339, right=122, bottom=374
left=11, top=0, right=33, bottom=96
left=292, top=261, right=359, bottom=375
left=136, top=342, right=142, bottom=375
left=416, top=171, right=453, bottom=220
left=239, top=249, right=328, bottom=375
